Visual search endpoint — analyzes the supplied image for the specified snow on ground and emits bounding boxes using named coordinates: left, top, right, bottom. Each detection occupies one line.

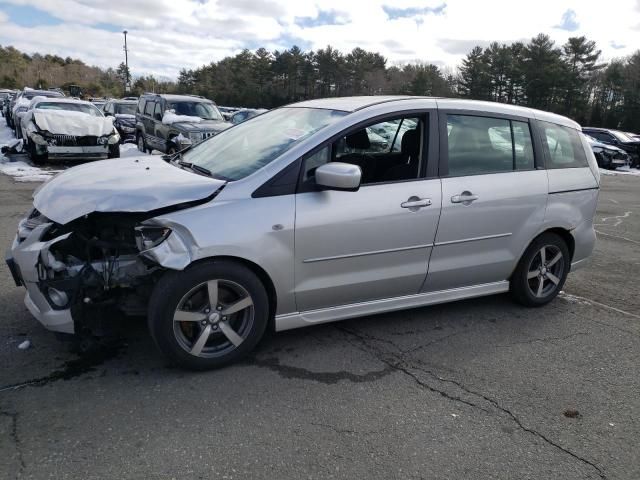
left=600, top=166, right=640, bottom=176
left=0, top=120, right=154, bottom=182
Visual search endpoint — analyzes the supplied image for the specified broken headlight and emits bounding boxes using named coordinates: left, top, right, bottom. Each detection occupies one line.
left=134, top=226, right=172, bottom=251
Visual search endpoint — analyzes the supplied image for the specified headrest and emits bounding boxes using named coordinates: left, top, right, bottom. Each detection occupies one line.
left=345, top=129, right=371, bottom=150
left=401, top=128, right=419, bottom=156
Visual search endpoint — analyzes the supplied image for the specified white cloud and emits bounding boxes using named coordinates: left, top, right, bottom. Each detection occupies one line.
left=0, top=0, right=638, bottom=79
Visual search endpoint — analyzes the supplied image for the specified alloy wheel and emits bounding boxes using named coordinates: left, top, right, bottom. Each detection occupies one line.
left=526, top=245, right=565, bottom=299
left=172, top=279, right=255, bottom=358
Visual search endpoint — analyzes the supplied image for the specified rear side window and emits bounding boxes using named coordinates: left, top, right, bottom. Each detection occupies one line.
left=144, top=100, right=155, bottom=117
left=446, top=115, right=535, bottom=176
left=540, top=122, right=587, bottom=169
left=137, top=98, right=146, bottom=115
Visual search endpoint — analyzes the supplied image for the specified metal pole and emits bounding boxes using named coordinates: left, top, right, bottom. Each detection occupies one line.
left=123, top=30, right=129, bottom=94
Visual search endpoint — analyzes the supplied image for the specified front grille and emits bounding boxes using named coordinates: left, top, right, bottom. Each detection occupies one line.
left=50, top=134, right=99, bottom=147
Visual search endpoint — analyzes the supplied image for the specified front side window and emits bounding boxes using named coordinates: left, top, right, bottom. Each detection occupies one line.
left=144, top=100, right=155, bottom=116
left=302, top=115, right=424, bottom=186
left=540, top=121, right=588, bottom=169
left=446, top=115, right=535, bottom=176
left=154, top=102, right=163, bottom=120
left=182, top=107, right=346, bottom=181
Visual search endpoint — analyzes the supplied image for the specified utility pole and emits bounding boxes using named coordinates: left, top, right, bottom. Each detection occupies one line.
left=123, top=30, right=129, bottom=94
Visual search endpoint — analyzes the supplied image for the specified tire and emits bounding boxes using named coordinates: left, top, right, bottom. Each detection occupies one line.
left=166, top=144, right=178, bottom=156
left=108, top=143, right=120, bottom=158
left=510, top=232, right=570, bottom=307
left=26, top=139, right=47, bottom=164
left=137, top=133, right=148, bottom=154
left=148, top=260, right=269, bottom=370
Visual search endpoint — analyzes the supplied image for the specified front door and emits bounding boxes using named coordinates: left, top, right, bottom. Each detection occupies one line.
left=423, top=111, right=548, bottom=292
left=294, top=112, right=442, bottom=311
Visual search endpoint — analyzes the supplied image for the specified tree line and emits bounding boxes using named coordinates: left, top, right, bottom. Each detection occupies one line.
left=1, top=34, right=639, bottom=131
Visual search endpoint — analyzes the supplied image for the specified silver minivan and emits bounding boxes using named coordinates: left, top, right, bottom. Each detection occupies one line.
left=7, top=96, right=600, bottom=369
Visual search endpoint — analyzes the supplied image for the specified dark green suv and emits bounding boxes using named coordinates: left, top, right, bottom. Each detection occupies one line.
left=135, top=94, right=232, bottom=154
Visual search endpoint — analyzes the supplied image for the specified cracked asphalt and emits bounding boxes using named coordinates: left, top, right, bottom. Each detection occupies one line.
left=0, top=172, right=639, bottom=480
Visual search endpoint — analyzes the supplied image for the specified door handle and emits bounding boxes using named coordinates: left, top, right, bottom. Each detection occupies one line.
left=401, top=196, right=432, bottom=211
left=451, top=191, right=479, bottom=205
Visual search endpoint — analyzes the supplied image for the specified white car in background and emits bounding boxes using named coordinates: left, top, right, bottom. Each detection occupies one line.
left=20, top=97, right=120, bottom=163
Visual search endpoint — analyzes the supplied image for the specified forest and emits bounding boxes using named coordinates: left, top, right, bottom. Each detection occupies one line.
left=1, top=33, right=639, bottom=131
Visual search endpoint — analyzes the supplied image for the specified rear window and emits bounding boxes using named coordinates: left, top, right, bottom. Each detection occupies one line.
left=540, top=122, right=588, bottom=169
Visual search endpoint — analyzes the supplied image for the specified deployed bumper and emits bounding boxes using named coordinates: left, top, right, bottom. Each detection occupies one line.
left=47, top=145, right=109, bottom=161
left=6, top=224, right=75, bottom=334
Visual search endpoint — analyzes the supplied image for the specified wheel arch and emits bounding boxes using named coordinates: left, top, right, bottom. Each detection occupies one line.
left=187, top=255, right=278, bottom=330
left=511, top=226, right=575, bottom=280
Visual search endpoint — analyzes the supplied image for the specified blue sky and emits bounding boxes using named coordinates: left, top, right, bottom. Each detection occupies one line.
left=0, top=0, right=638, bottom=79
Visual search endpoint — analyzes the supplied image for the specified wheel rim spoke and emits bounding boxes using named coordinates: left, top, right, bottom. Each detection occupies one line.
left=222, top=297, right=253, bottom=315
left=174, top=310, right=206, bottom=322
left=546, top=272, right=560, bottom=285
left=190, top=325, right=211, bottom=356
left=527, top=269, right=539, bottom=279
left=539, top=247, right=546, bottom=265
left=536, top=278, right=545, bottom=297
left=207, top=280, right=219, bottom=308
left=219, top=321, right=244, bottom=347
left=547, top=252, right=562, bottom=268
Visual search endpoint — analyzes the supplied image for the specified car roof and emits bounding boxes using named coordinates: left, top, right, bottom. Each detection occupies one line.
left=288, top=96, right=580, bottom=129
left=111, top=99, right=137, bottom=104
left=144, top=94, right=213, bottom=103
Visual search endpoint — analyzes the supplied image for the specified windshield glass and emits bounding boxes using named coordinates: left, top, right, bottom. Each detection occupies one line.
left=182, top=107, right=346, bottom=181
left=115, top=103, right=136, bottom=115
left=36, top=102, right=103, bottom=117
left=166, top=101, right=223, bottom=121
left=611, top=130, right=633, bottom=142
left=24, top=92, right=62, bottom=100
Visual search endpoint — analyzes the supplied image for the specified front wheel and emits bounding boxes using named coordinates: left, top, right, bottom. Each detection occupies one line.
left=148, top=261, right=269, bottom=370
left=137, top=133, right=148, bottom=154
left=26, top=139, right=47, bottom=164
left=108, top=143, right=120, bottom=158
left=510, top=233, right=570, bottom=307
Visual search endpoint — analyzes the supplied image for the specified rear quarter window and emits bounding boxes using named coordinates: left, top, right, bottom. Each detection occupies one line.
left=540, top=121, right=588, bottom=169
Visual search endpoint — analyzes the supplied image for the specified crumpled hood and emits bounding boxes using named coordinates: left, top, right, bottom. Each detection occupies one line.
left=34, top=110, right=116, bottom=137
left=34, top=156, right=225, bottom=225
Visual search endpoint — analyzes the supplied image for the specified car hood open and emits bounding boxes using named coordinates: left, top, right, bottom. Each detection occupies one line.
left=34, top=110, right=116, bottom=137
left=34, top=156, right=226, bottom=225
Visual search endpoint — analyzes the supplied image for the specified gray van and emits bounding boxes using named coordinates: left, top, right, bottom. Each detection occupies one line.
left=135, top=93, right=231, bottom=154
left=7, top=96, right=599, bottom=370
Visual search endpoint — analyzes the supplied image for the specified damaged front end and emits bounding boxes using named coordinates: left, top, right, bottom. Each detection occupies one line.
left=8, top=209, right=191, bottom=336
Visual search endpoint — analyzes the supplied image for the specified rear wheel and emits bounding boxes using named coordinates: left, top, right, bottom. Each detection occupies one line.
left=137, top=133, right=148, bottom=154
left=511, top=233, right=570, bottom=307
left=148, top=261, right=269, bottom=370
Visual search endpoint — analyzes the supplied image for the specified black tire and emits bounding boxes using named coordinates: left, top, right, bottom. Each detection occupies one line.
left=510, top=232, right=570, bottom=307
left=27, top=139, right=47, bottom=164
left=137, top=133, right=148, bottom=154
left=108, top=143, right=120, bottom=158
left=148, top=260, right=269, bottom=370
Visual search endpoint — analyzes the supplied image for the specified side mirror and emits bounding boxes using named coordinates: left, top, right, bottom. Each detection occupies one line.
left=315, top=162, right=361, bottom=192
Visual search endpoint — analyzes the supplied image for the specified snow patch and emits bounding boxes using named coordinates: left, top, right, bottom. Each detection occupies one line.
left=0, top=159, right=63, bottom=182
left=33, top=109, right=115, bottom=137
left=18, top=340, right=31, bottom=350
left=163, top=110, right=202, bottom=125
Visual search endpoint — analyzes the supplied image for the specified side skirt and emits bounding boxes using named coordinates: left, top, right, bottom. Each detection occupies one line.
left=275, top=281, right=510, bottom=331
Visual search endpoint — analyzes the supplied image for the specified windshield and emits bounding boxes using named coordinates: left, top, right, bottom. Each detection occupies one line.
left=611, top=130, right=633, bottom=142
left=115, top=103, right=136, bottom=115
left=24, top=91, right=62, bottom=100
left=182, top=107, right=346, bottom=181
left=166, top=101, right=223, bottom=121
left=36, top=102, right=103, bottom=117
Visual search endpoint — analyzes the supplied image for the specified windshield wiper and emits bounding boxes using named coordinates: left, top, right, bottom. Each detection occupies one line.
left=176, top=160, right=215, bottom=178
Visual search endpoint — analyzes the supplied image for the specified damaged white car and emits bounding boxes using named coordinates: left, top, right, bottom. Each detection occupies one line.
left=21, top=98, right=120, bottom=163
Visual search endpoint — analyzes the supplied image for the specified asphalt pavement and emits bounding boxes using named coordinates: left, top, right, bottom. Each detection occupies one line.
left=0, top=171, right=638, bottom=480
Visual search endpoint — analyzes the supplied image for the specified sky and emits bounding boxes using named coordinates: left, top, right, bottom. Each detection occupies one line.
left=0, top=0, right=639, bottom=80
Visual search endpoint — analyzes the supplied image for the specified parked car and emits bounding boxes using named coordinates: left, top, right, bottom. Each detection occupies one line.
left=625, top=132, right=640, bottom=141
left=582, top=127, right=640, bottom=167
left=218, top=106, right=241, bottom=121
left=585, top=135, right=630, bottom=169
left=1, top=90, right=16, bottom=119
left=11, top=88, right=64, bottom=135
left=0, top=89, right=15, bottom=117
left=6, top=96, right=599, bottom=370
left=135, top=94, right=232, bottom=155
left=229, top=108, right=268, bottom=125
left=90, top=97, right=107, bottom=110
left=20, top=97, right=120, bottom=163
left=103, top=99, right=138, bottom=143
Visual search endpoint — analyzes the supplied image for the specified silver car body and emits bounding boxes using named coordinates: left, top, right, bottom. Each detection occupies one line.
left=8, top=97, right=599, bottom=335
